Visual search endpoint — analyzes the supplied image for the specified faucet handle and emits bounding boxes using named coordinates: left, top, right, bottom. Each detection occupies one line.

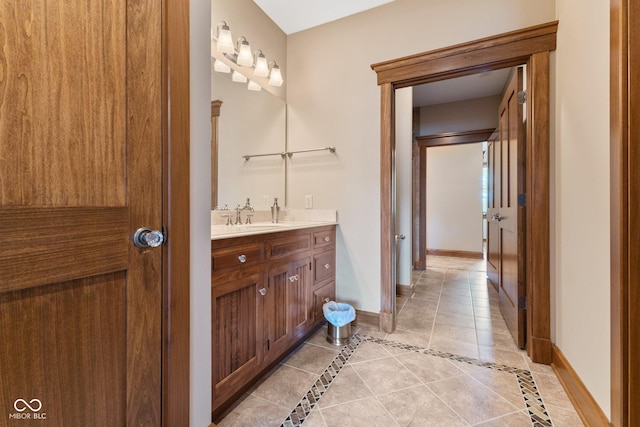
left=245, top=213, right=253, bottom=224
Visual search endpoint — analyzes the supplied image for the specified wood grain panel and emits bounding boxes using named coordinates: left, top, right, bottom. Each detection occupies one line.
left=267, top=263, right=290, bottom=357
left=313, top=251, right=335, bottom=285
left=371, top=22, right=558, bottom=87
left=0, top=0, right=126, bottom=206
left=416, top=129, right=495, bottom=147
left=268, top=234, right=311, bottom=259
left=0, top=274, right=126, bottom=426
left=0, top=207, right=128, bottom=293
left=290, top=257, right=311, bottom=340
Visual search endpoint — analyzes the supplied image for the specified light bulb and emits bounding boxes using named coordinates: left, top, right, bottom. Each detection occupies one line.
left=268, top=64, right=283, bottom=87
left=216, top=23, right=234, bottom=54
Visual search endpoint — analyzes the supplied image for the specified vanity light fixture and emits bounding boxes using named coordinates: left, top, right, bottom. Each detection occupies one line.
left=247, top=80, right=262, bottom=91
left=236, top=37, right=253, bottom=67
left=268, top=61, right=284, bottom=87
left=213, top=59, right=231, bottom=73
left=232, top=70, right=247, bottom=83
left=253, top=50, right=269, bottom=77
left=215, top=21, right=234, bottom=55
left=212, top=21, right=285, bottom=89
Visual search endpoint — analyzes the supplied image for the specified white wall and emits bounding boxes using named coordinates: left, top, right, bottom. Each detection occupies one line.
left=419, top=96, right=501, bottom=135
left=427, top=144, right=484, bottom=253
left=191, top=1, right=212, bottom=426
left=286, top=0, right=555, bottom=313
left=554, top=0, right=610, bottom=417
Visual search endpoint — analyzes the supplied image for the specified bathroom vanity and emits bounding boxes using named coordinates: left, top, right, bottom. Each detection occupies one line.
left=210, top=221, right=336, bottom=419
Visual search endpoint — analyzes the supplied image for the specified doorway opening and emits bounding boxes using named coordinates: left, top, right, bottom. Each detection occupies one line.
left=371, top=21, right=558, bottom=364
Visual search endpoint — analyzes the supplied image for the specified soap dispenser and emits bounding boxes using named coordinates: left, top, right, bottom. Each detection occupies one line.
left=271, top=197, right=280, bottom=223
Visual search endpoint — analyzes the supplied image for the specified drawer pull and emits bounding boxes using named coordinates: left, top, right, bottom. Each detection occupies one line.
left=288, top=274, right=299, bottom=282
left=259, top=288, right=267, bottom=296
left=323, top=263, right=330, bottom=269
left=238, top=254, right=247, bottom=263
left=324, top=236, right=330, bottom=242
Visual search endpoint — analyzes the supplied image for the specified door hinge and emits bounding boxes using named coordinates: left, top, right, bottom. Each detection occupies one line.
left=518, top=297, right=527, bottom=310
left=518, top=193, right=526, bottom=207
left=518, top=90, right=527, bottom=104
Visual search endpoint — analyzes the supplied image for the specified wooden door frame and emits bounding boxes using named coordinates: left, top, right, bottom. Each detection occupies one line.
left=413, top=128, right=496, bottom=266
left=371, top=21, right=557, bottom=364
left=163, top=0, right=191, bottom=424
left=610, top=1, right=639, bottom=425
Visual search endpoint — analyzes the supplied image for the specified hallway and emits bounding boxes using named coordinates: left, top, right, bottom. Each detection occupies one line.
left=217, top=256, right=583, bottom=426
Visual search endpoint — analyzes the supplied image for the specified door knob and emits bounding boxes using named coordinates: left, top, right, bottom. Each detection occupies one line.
left=133, top=227, right=165, bottom=249
left=492, top=213, right=504, bottom=221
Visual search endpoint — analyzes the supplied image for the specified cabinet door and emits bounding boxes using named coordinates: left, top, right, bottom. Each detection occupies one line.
left=212, top=272, right=265, bottom=401
left=266, top=256, right=312, bottom=358
left=266, top=262, right=291, bottom=357
left=289, top=256, right=311, bottom=341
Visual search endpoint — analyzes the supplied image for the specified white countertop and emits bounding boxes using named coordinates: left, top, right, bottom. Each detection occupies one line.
left=211, top=220, right=337, bottom=240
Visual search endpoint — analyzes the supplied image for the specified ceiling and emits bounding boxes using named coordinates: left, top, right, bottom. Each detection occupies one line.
left=252, top=0, right=394, bottom=35
left=250, top=0, right=510, bottom=108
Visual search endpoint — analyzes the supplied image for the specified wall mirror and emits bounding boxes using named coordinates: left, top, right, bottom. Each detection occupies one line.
left=211, top=64, right=286, bottom=211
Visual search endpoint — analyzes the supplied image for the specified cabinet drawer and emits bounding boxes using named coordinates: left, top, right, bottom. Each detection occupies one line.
left=313, top=230, right=335, bottom=249
left=268, top=234, right=311, bottom=259
left=212, top=243, right=264, bottom=272
left=314, top=250, right=335, bottom=284
left=312, top=281, right=335, bottom=325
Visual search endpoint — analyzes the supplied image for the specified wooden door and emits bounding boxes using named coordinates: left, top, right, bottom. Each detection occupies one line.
left=0, top=1, right=163, bottom=425
left=487, top=67, right=526, bottom=348
left=267, top=262, right=291, bottom=358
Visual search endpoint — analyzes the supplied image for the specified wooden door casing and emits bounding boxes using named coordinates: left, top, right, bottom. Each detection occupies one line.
left=0, top=0, right=164, bottom=424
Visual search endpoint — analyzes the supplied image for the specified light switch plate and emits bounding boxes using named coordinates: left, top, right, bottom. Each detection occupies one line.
left=262, top=195, right=270, bottom=208
left=304, top=194, right=313, bottom=209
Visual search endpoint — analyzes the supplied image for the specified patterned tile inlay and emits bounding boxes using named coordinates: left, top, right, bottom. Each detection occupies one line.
left=280, top=333, right=553, bottom=426
left=280, top=334, right=363, bottom=427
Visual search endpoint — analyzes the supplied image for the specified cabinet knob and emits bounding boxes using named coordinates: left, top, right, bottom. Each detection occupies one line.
left=259, top=288, right=267, bottom=296
left=288, top=274, right=299, bottom=282
left=238, top=254, right=247, bottom=263
left=324, top=263, right=330, bottom=269
left=324, top=236, right=330, bottom=242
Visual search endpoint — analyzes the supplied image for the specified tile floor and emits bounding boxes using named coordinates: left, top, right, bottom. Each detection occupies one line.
left=217, top=256, right=584, bottom=426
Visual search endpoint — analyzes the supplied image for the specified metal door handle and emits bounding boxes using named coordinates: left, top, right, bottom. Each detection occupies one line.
left=492, top=213, right=504, bottom=221
left=395, top=234, right=406, bottom=240
left=133, top=227, right=165, bottom=249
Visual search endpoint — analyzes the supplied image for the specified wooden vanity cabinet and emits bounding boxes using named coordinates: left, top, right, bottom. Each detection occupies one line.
left=211, top=225, right=336, bottom=419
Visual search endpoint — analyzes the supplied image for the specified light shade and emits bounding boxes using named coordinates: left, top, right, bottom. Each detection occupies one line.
left=213, top=59, right=231, bottom=73
left=216, top=22, right=234, bottom=55
left=232, top=71, right=247, bottom=83
left=236, top=37, right=253, bottom=67
left=247, top=80, right=262, bottom=91
left=254, top=51, right=269, bottom=77
left=268, top=63, right=284, bottom=87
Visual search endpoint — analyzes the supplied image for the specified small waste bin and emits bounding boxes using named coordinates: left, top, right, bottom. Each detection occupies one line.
left=323, top=301, right=355, bottom=345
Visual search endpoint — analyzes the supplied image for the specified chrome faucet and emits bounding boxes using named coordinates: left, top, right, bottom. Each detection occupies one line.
left=235, top=198, right=254, bottom=224
left=214, top=204, right=233, bottom=225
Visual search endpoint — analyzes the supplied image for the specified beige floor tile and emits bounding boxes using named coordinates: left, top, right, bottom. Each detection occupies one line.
left=470, top=368, right=526, bottom=409
left=385, top=329, right=432, bottom=348
left=217, top=394, right=290, bottom=427
left=431, top=323, right=477, bottom=345
left=427, top=375, right=519, bottom=424
left=282, top=342, right=340, bottom=374
left=429, top=335, right=479, bottom=359
left=377, top=385, right=467, bottom=426
left=347, top=341, right=393, bottom=364
left=317, top=365, right=374, bottom=409
left=478, top=345, right=529, bottom=369
left=250, top=364, right=318, bottom=408
left=476, top=329, right=520, bottom=351
left=394, top=351, right=466, bottom=383
left=434, top=312, right=476, bottom=329
left=301, top=408, right=327, bottom=427
left=473, top=410, right=533, bottom=426
left=545, top=403, right=586, bottom=426
left=351, top=355, right=422, bottom=395
left=437, top=301, right=475, bottom=316
left=319, top=397, right=397, bottom=427
left=532, top=372, right=576, bottom=411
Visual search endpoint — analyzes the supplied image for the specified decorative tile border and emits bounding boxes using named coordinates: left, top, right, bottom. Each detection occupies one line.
left=280, top=333, right=553, bottom=426
left=280, top=334, right=363, bottom=427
